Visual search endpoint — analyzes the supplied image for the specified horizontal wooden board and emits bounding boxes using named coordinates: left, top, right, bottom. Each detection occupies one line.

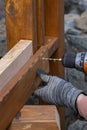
left=0, top=37, right=58, bottom=130
left=9, top=105, right=60, bottom=130
left=9, top=122, right=59, bottom=130
left=0, top=40, right=33, bottom=91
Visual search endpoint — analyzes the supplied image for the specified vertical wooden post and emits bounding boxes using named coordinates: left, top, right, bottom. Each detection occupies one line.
left=44, top=0, right=65, bottom=130
left=5, top=0, right=37, bottom=52
left=44, top=0, right=59, bottom=37
left=57, top=0, right=64, bottom=77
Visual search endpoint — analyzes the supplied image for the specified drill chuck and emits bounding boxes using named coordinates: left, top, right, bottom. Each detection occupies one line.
left=62, top=53, right=76, bottom=68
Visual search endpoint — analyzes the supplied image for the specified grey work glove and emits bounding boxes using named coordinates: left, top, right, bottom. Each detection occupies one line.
left=34, top=69, right=83, bottom=113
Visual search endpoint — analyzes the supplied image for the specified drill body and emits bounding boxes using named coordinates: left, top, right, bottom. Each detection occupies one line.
left=62, top=52, right=87, bottom=80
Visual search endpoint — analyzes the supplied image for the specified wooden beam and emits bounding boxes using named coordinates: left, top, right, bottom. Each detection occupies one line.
left=5, top=0, right=37, bottom=52
left=0, top=40, right=33, bottom=91
left=9, top=105, right=60, bottom=130
left=0, top=37, right=58, bottom=130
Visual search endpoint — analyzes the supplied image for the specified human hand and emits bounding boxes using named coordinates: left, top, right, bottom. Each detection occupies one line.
left=34, top=69, right=83, bottom=112
left=77, top=94, right=87, bottom=120
left=34, top=69, right=64, bottom=105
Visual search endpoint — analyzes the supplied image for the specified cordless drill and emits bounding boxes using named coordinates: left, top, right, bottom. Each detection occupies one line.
left=42, top=52, right=87, bottom=81
left=61, top=52, right=87, bottom=81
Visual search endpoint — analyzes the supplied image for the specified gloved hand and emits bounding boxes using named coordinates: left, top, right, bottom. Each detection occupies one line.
left=34, top=69, right=83, bottom=113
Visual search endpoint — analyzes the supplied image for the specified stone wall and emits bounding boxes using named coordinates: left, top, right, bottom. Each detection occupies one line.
left=65, top=0, right=87, bottom=130
left=0, top=0, right=7, bottom=57
left=65, top=0, right=87, bottom=14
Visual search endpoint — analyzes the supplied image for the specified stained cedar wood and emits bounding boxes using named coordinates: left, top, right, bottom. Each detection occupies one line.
left=57, top=1, right=65, bottom=129
left=0, top=40, right=32, bottom=91
left=0, top=37, right=58, bottom=130
left=9, top=106, right=60, bottom=130
left=44, top=1, right=65, bottom=130
left=44, top=0, right=64, bottom=75
left=10, top=123, right=59, bottom=130
left=5, top=0, right=37, bottom=52
left=36, top=0, right=45, bottom=47
left=5, top=0, right=64, bottom=129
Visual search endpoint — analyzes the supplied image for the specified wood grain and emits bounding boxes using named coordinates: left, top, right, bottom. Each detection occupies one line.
left=0, top=40, right=32, bottom=91
left=36, top=0, right=45, bottom=47
left=57, top=1, right=65, bottom=129
left=0, top=37, right=58, bottom=130
left=5, top=0, right=65, bottom=129
left=5, top=0, right=37, bottom=52
left=9, top=123, right=59, bottom=130
left=44, top=1, right=65, bottom=130
left=44, top=0, right=59, bottom=37
left=9, top=105, right=60, bottom=130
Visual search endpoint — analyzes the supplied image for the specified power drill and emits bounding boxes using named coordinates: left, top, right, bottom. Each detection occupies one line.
left=62, top=52, right=87, bottom=73
left=42, top=52, right=87, bottom=81
left=62, top=52, right=87, bottom=81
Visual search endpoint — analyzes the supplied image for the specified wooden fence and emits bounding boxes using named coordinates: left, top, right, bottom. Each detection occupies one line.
left=0, top=0, right=64, bottom=129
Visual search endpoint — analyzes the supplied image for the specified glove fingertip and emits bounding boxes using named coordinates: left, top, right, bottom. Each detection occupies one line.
left=34, top=89, right=40, bottom=96
left=37, top=69, right=47, bottom=77
left=37, top=69, right=50, bottom=82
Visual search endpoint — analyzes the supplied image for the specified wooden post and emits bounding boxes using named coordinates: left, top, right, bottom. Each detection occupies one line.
left=5, top=0, right=37, bottom=52
left=5, top=0, right=65, bottom=129
left=44, top=0, right=64, bottom=75
left=44, top=1, right=65, bottom=130
left=36, top=0, right=45, bottom=48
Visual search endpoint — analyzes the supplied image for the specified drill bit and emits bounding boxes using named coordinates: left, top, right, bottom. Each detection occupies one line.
left=42, top=57, right=62, bottom=62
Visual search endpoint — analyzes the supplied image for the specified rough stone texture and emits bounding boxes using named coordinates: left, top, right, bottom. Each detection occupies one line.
left=65, top=0, right=87, bottom=14
left=66, top=34, right=87, bottom=51
left=0, top=0, right=5, bottom=19
left=64, top=0, right=80, bottom=14
left=78, top=0, right=87, bottom=12
left=65, top=14, right=80, bottom=33
left=0, top=0, right=7, bottom=57
left=68, top=120, right=87, bottom=130
left=0, top=18, right=7, bottom=57
left=65, top=12, right=87, bottom=130
left=75, top=12, right=87, bottom=32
